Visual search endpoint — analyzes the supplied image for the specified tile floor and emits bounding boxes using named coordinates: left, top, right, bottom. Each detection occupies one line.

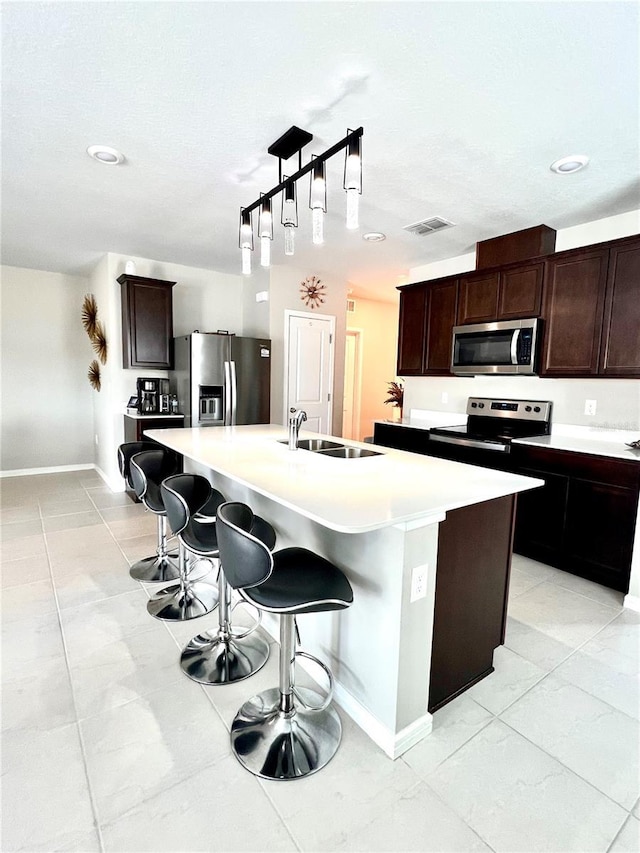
left=1, top=469, right=639, bottom=852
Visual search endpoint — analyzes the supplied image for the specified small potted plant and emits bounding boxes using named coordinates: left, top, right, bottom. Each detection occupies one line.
left=384, top=380, right=404, bottom=420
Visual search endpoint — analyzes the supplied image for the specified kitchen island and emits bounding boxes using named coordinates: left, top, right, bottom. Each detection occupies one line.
left=146, top=424, right=542, bottom=758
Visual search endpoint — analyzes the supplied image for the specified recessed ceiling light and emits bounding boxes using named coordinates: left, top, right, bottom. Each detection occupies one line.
left=363, top=231, right=386, bottom=242
left=550, top=155, right=589, bottom=174
left=87, top=145, right=125, bottom=165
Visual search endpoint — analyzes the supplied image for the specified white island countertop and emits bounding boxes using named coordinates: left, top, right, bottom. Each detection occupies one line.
left=145, top=424, right=542, bottom=534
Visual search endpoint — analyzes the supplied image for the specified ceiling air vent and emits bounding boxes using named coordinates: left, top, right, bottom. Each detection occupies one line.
left=403, top=216, right=454, bottom=237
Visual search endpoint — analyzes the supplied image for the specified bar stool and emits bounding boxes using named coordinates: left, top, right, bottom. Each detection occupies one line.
left=130, top=452, right=219, bottom=621
left=117, top=442, right=180, bottom=582
left=216, top=501, right=354, bottom=781
left=161, top=474, right=274, bottom=684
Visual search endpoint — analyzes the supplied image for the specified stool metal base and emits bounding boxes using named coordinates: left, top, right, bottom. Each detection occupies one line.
left=230, top=687, right=342, bottom=780
left=129, top=553, right=180, bottom=583
left=180, top=632, right=270, bottom=685
left=146, top=581, right=219, bottom=622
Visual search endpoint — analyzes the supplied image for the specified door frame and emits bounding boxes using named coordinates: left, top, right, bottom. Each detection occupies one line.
left=283, top=309, right=336, bottom=429
left=343, top=327, right=364, bottom=440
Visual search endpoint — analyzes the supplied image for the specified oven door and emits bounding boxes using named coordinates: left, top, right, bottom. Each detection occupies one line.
left=451, top=319, right=538, bottom=375
left=425, top=433, right=514, bottom=471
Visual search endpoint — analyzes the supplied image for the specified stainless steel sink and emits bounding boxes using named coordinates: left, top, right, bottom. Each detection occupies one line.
left=278, top=438, right=344, bottom=451
left=317, top=446, right=383, bottom=459
left=298, top=439, right=344, bottom=451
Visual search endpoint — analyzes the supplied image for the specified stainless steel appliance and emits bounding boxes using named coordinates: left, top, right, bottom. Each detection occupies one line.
left=427, top=397, right=552, bottom=468
left=451, top=318, right=540, bottom=375
left=170, top=332, right=271, bottom=428
left=136, top=377, right=169, bottom=414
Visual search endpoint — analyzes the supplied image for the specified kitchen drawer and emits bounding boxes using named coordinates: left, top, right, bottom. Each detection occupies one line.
left=511, top=444, right=640, bottom=489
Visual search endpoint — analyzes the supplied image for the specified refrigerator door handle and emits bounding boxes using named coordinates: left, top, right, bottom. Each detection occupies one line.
left=230, top=360, right=238, bottom=426
left=223, top=361, right=232, bottom=425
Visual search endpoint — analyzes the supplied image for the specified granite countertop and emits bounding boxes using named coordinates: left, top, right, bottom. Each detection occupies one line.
left=145, top=424, right=541, bottom=534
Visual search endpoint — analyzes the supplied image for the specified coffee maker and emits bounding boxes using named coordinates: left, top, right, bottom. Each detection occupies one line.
left=136, top=377, right=169, bottom=414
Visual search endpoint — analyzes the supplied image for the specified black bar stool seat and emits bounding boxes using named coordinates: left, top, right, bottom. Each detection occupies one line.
left=162, top=475, right=274, bottom=684
left=117, top=442, right=180, bottom=583
left=131, top=457, right=219, bottom=621
left=216, top=501, right=353, bottom=781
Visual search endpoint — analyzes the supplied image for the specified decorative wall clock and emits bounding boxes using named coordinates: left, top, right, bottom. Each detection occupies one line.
left=300, top=275, right=326, bottom=310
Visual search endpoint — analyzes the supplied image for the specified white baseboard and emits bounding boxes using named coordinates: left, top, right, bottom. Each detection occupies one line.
left=0, top=463, right=95, bottom=478
left=623, top=593, right=640, bottom=612
left=94, top=466, right=124, bottom=493
left=260, top=611, right=432, bottom=760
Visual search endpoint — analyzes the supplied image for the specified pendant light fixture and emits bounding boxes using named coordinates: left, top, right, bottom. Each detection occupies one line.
left=309, top=156, right=327, bottom=245
left=238, top=126, right=363, bottom=273
left=258, top=195, right=273, bottom=268
left=239, top=208, right=253, bottom=276
left=281, top=176, right=298, bottom=256
left=343, top=129, right=362, bottom=230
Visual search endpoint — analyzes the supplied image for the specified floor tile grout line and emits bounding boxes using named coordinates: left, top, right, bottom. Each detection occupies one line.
left=40, top=487, right=107, bottom=853
left=499, top=612, right=639, bottom=724
left=498, top=714, right=636, bottom=815
left=605, top=812, right=637, bottom=853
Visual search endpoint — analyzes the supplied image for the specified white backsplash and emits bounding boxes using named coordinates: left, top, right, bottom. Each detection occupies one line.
left=403, top=375, right=640, bottom=432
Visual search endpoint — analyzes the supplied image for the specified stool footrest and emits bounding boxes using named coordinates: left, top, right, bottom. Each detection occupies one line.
left=292, top=651, right=334, bottom=712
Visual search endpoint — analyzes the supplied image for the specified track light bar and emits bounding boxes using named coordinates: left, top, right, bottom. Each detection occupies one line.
left=238, top=126, right=363, bottom=273
left=241, top=127, right=363, bottom=215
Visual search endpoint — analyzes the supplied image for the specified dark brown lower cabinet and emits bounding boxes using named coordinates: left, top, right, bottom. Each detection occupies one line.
left=429, top=495, right=516, bottom=712
left=512, top=445, right=639, bottom=592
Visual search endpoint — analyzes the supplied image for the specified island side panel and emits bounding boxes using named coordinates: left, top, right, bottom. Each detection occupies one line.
left=428, top=494, right=516, bottom=713
left=187, top=461, right=439, bottom=754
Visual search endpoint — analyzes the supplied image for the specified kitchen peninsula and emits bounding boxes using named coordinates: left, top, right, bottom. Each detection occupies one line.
left=147, top=424, right=542, bottom=758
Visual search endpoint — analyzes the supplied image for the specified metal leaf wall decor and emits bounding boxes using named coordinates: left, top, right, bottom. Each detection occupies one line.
left=81, top=294, right=99, bottom=339
left=81, top=293, right=108, bottom=389
left=88, top=360, right=101, bottom=391
left=91, top=321, right=108, bottom=365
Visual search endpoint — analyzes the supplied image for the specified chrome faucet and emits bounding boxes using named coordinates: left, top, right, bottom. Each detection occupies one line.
left=288, top=408, right=307, bottom=450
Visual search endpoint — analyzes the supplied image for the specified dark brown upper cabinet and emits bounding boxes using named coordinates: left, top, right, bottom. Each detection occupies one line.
left=424, top=279, right=459, bottom=373
left=397, top=284, right=427, bottom=375
left=457, top=262, right=543, bottom=325
left=540, top=248, right=609, bottom=377
left=397, top=278, right=458, bottom=376
left=600, top=236, right=640, bottom=376
left=118, top=274, right=176, bottom=369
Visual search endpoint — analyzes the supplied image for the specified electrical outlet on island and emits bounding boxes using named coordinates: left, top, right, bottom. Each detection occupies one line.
left=410, top=564, right=428, bottom=603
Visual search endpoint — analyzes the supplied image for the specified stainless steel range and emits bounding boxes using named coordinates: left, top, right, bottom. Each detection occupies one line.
left=428, top=397, right=552, bottom=465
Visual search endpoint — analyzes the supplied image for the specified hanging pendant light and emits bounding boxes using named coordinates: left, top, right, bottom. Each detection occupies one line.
left=238, top=127, right=363, bottom=272
left=281, top=176, right=298, bottom=256
left=258, top=195, right=273, bottom=267
left=309, top=155, right=326, bottom=245
left=343, top=130, right=362, bottom=230
left=239, top=208, right=253, bottom=276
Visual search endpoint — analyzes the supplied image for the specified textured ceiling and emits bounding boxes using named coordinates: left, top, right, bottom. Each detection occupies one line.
left=2, top=1, right=639, bottom=301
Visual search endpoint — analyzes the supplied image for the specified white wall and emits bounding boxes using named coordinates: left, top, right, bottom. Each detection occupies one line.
left=346, top=297, right=399, bottom=440
left=91, top=252, right=245, bottom=488
left=404, top=210, right=640, bottom=429
left=0, top=265, right=94, bottom=471
left=268, top=264, right=348, bottom=433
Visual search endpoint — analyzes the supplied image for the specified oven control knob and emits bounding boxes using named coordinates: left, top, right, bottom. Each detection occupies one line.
left=525, top=405, right=532, bottom=412
left=534, top=406, right=541, bottom=413
left=471, top=402, right=477, bottom=408
left=478, top=402, right=484, bottom=408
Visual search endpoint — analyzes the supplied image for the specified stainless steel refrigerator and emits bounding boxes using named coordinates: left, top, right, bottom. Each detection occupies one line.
left=170, top=332, right=271, bottom=428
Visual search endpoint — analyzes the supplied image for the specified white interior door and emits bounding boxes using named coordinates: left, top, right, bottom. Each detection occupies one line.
left=285, top=311, right=335, bottom=434
left=342, top=329, right=362, bottom=440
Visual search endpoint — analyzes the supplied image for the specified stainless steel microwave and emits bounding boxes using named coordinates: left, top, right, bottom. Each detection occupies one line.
left=451, top=318, right=540, bottom=375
